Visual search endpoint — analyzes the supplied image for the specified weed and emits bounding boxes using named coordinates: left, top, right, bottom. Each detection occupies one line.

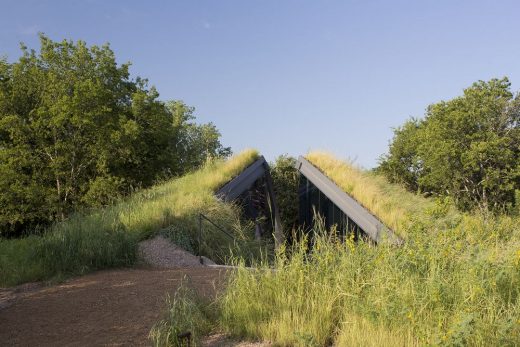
left=149, top=276, right=215, bottom=347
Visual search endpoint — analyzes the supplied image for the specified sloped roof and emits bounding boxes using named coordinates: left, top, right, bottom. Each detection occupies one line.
left=295, top=156, right=401, bottom=244
left=216, top=156, right=269, bottom=201
left=215, top=155, right=284, bottom=248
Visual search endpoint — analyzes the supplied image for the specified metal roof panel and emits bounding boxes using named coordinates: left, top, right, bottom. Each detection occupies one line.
left=296, top=156, right=400, bottom=244
left=216, top=156, right=268, bottom=201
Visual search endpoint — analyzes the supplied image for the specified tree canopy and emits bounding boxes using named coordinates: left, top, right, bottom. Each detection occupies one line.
left=378, top=78, right=519, bottom=212
left=0, top=35, right=230, bottom=236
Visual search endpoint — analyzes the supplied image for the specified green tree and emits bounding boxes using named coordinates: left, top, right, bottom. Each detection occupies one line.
left=0, top=36, right=153, bottom=227
left=377, top=118, right=423, bottom=192
left=378, top=78, right=520, bottom=212
left=0, top=36, right=231, bottom=236
left=166, top=101, right=231, bottom=175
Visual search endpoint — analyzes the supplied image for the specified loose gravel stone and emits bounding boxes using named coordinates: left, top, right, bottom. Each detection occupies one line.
left=138, top=235, right=205, bottom=268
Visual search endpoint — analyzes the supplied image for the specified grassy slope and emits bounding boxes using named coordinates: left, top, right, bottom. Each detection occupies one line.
left=220, top=152, right=520, bottom=346
left=0, top=149, right=260, bottom=287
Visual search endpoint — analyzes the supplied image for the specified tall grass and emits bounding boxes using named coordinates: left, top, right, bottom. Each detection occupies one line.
left=218, top=153, right=520, bottom=346
left=220, top=214, right=520, bottom=346
left=0, top=149, right=261, bottom=287
left=150, top=276, right=215, bottom=347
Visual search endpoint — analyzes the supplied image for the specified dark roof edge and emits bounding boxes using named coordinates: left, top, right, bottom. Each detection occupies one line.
left=295, top=156, right=402, bottom=244
left=216, top=156, right=268, bottom=201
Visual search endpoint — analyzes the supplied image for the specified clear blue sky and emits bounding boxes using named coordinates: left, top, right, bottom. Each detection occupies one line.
left=2, top=1, right=519, bottom=168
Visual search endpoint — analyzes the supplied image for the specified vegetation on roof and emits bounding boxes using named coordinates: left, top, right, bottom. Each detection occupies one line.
left=217, top=166, right=520, bottom=345
left=214, top=79, right=520, bottom=346
left=0, top=149, right=261, bottom=287
left=305, top=151, right=461, bottom=238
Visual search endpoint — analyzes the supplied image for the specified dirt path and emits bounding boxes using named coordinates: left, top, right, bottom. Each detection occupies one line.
left=0, top=267, right=227, bottom=346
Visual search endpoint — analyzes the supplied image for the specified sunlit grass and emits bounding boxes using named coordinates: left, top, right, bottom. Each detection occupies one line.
left=219, top=213, right=520, bottom=346
left=0, top=149, right=260, bottom=287
left=216, top=151, right=520, bottom=346
left=334, top=315, right=418, bottom=347
left=305, top=151, right=460, bottom=238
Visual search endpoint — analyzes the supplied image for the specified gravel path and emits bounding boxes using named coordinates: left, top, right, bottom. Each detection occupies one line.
left=138, top=235, right=215, bottom=267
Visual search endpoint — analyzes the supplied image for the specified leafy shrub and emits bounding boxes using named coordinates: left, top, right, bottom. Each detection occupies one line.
left=270, top=155, right=300, bottom=233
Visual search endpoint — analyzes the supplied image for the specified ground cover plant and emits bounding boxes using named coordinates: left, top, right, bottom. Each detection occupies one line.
left=215, top=153, right=520, bottom=346
left=0, top=149, right=261, bottom=287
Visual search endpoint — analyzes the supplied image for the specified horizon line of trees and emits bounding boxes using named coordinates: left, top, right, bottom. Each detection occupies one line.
left=2, top=36, right=518, bottom=237
left=0, top=35, right=231, bottom=237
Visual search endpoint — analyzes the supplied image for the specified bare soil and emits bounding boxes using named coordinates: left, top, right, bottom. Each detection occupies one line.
left=0, top=267, right=227, bottom=346
left=0, top=236, right=268, bottom=346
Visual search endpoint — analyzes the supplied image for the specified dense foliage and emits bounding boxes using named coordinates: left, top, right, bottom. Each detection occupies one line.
left=270, top=155, right=299, bottom=234
left=378, top=78, right=519, bottom=212
left=221, top=213, right=520, bottom=346
left=0, top=36, right=230, bottom=236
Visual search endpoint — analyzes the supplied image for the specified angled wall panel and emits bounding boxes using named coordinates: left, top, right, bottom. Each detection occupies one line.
left=296, top=156, right=399, bottom=244
left=216, top=157, right=268, bottom=202
left=215, top=155, right=284, bottom=248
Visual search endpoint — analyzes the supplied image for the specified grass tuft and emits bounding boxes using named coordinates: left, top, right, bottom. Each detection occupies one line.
left=149, top=277, right=215, bottom=347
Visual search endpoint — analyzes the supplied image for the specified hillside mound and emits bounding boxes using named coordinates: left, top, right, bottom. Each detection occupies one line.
left=305, top=151, right=460, bottom=237
left=1, top=149, right=259, bottom=287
